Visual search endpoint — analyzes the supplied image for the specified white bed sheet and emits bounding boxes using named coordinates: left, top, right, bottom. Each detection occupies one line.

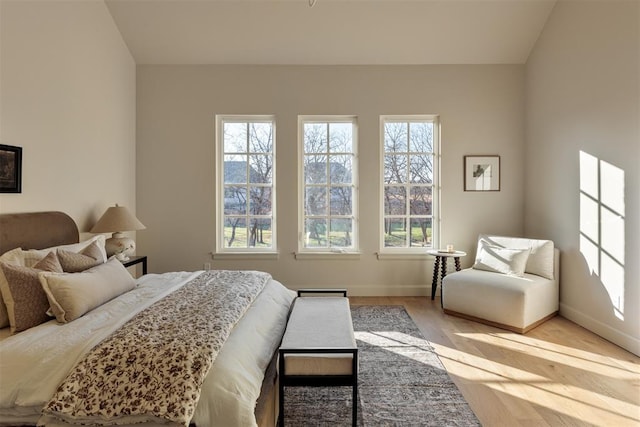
left=0, top=271, right=295, bottom=427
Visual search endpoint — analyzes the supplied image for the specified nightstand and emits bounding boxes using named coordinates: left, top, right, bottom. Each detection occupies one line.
left=121, top=255, right=147, bottom=276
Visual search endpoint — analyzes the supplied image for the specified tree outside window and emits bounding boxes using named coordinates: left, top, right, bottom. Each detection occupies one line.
left=300, top=118, right=357, bottom=251
left=218, top=117, right=275, bottom=251
left=382, top=117, right=437, bottom=250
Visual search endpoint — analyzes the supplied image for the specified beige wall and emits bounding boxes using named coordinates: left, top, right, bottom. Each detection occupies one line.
left=0, top=1, right=136, bottom=235
left=525, top=1, right=639, bottom=355
left=0, top=0, right=634, bottom=353
left=137, top=65, right=525, bottom=295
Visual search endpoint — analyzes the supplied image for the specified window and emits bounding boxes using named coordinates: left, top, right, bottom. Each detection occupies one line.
left=381, top=116, right=438, bottom=251
left=299, top=117, right=358, bottom=252
left=216, top=116, right=275, bottom=252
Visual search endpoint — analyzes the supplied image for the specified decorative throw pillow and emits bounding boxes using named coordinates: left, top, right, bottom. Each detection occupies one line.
left=39, top=258, right=136, bottom=323
left=476, top=235, right=555, bottom=279
left=34, top=250, right=64, bottom=272
left=0, top=248, right=25, bottom=328
left=0, top=298, right=7, bottom=329
left=0, top=252, right=63, bottom=333
left=57, top=241, right=104, bottom=273
left=472, top=244, right=531, bottom=277
left=0, top=247, right=25, bottom=265
left=20, top=235, right=108, bottom=268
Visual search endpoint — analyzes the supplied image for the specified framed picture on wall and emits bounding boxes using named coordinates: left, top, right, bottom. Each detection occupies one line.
left=0, top=144, right=22, bottom=193
left=464, top=155, right=500, bottom=191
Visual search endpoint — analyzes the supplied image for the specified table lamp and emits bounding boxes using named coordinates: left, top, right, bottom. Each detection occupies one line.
left=90, top=204, right=146, bottom=260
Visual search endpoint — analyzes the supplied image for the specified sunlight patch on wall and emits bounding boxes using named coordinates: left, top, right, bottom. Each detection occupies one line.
left=579, top=151, right=625, bottom=320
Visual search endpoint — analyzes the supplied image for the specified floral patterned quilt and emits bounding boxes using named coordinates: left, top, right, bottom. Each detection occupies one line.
left=42, top=270, right=271, bottom=426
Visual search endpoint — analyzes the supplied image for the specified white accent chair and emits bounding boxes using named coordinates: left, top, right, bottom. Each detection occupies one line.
left=442, top=235, right=559, bottom=333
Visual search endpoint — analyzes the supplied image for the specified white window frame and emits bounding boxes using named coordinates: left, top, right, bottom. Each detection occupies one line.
left=297, top=116, right=359, bottom=255
left=215, top=115, right=277, bottom=255
left=379, top=115, right=440, bottom=255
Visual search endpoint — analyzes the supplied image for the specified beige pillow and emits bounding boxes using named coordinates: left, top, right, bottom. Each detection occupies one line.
left=0, top=248, right=25, bottom=328
left=0, top=297, right=8, bottom=329
left=0, top=247, right=25, bottom=265
left=21, top=235, right=108, bottom=268
left=0, top=252, right=63, bottom=333
left=472, top=244, right=531, bottom=277
left=0, top=240, right=105, bottom=329
left=39, top=258, right=136, bottom=323
left=57, top=241, right=103, bottom=273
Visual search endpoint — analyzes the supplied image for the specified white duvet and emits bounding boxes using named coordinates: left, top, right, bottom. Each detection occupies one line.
left=0, top=271, right=295, bottom=427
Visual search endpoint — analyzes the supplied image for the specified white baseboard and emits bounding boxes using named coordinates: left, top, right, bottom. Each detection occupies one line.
left=560, top=303, right=640, bottom=356
left=333, top=285, right=431, bottom=297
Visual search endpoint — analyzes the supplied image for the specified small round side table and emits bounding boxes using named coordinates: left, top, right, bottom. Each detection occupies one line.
left=426, top=250, right=467, bottom=302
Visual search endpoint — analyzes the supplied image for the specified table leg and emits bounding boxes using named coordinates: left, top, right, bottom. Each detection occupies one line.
left=440, top=257, right=449, bottom=308
left=454, top=256, right=461, bottom=272
left=431, top=256, right=441, bottom=300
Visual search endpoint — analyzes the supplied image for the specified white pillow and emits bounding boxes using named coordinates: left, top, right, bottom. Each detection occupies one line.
left=39, top=258, right=136, bottom=323
left=472, top=244, right=531, bottom=277
left=477, top=235, right=555, bottom=279
left=21, top=236, right=107, bottom=268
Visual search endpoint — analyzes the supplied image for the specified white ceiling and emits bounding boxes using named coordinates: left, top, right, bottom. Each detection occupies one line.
left=104, top=0, right=557, bottom=65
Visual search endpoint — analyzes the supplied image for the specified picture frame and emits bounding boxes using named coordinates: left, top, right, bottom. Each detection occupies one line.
left=0, top=144, right=22, bottom=193
left=464, top=155, right=500, bottom=191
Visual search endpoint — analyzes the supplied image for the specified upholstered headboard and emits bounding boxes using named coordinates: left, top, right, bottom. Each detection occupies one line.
left=0, top=211, right=79, bottom=254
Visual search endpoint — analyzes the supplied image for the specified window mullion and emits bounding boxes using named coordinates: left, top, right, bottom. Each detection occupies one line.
left=245, top=123, right=250, bottom=248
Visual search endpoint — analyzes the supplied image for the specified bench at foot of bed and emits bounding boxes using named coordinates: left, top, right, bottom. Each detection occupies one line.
left=278, top=289, right=358, bottom=427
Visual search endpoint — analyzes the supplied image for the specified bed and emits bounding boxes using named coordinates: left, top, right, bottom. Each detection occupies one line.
left=0, top=211, right=295, bottom=427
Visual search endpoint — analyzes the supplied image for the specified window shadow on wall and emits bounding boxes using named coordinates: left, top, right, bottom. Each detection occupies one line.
left=579, top=151, right=625, bottom=320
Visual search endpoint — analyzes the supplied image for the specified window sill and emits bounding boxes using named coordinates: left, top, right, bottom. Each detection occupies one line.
left=376, top=252, right=431, bottom=261
left=294, top=252, right=361, bottom=260
left=212, top=252, right=279, bottom=260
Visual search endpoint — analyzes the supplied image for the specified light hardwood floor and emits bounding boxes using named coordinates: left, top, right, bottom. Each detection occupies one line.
left=349, top=296, right=640, bottom=427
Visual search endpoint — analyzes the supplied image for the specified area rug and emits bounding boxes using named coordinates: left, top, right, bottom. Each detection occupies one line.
left=283, top=305, right=480, bottom=426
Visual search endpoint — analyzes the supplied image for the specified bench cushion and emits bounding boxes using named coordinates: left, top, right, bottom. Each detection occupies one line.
left=281, top=297, right=356, bottom=376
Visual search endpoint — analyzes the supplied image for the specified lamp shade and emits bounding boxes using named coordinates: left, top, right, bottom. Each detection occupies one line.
left=90, top=204, right=145, bottom=260
left=90, top=204, right=145, bottom=233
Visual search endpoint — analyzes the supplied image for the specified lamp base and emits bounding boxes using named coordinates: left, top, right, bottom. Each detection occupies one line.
left=105, top=232, right=136, bottom=260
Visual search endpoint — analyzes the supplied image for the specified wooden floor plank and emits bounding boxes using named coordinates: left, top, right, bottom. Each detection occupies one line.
left=349, top=296, right=640, bottom=427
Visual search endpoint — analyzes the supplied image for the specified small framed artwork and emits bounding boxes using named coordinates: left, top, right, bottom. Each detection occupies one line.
left=0, top=144, right=22, bottom=193
left=464, top=155, right=500, bottom=191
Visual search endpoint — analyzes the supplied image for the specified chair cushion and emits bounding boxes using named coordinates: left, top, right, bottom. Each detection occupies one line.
left=442, top=268, right=558, bottom=330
